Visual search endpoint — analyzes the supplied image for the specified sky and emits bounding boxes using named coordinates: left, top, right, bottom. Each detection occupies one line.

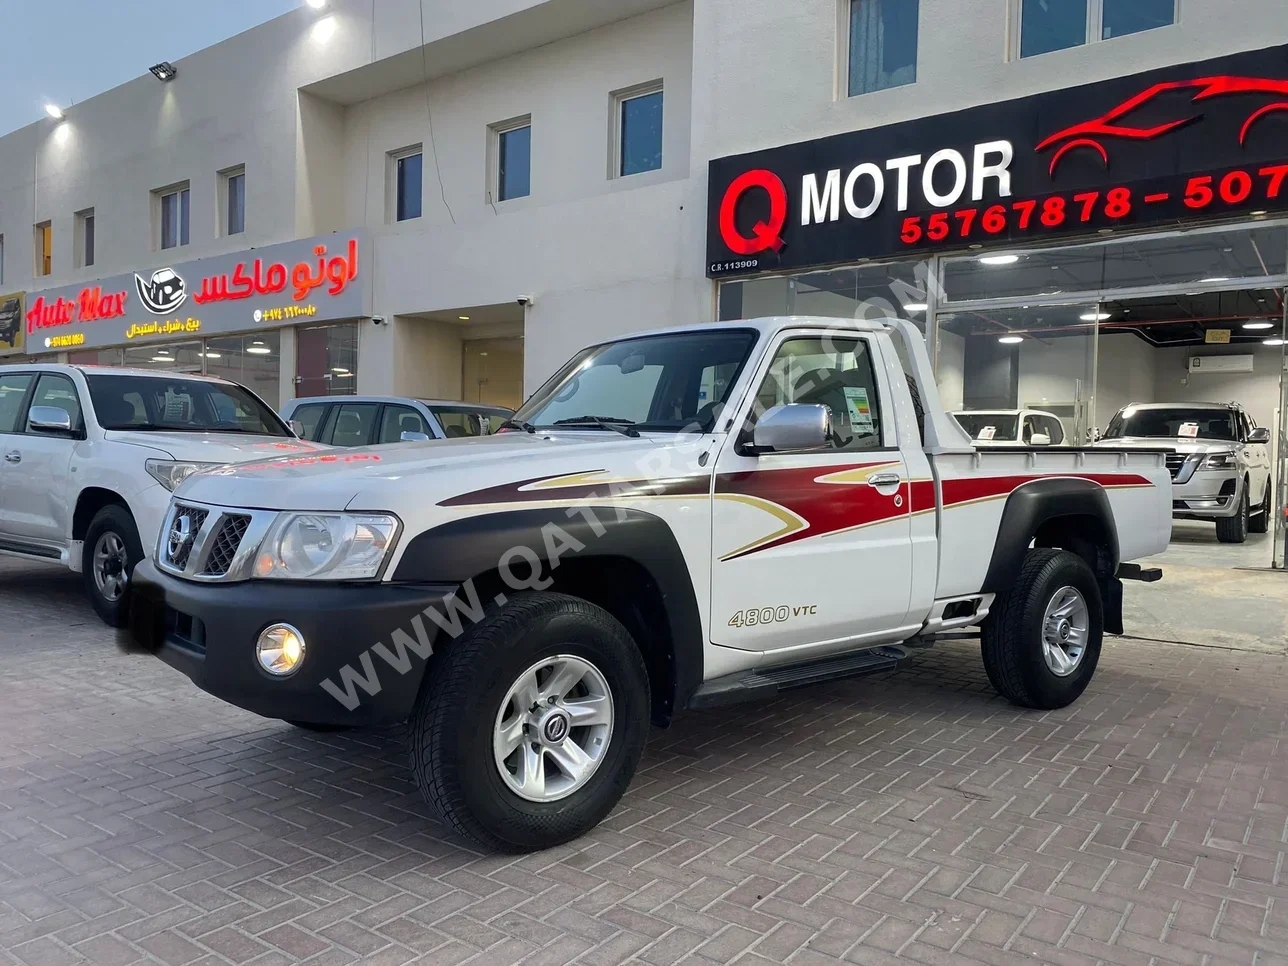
left=0, top=0, right=302, bottom=136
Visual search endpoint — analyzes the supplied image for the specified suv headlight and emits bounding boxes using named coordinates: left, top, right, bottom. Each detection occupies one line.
left=252, top=512, right=399, bottom=580
left=146, top=459, right=219, bottom=491
left=1204, top=451, right=1239, bottom=469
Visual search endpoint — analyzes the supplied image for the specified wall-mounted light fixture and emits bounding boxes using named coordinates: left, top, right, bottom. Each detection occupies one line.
left=149, top=62, right=178, bottom=82
left=44, top=103, right=64, bottom=120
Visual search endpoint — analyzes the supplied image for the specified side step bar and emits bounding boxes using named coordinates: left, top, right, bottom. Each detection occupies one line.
left=688, top=646, right=905, bottom=710
left=0, top=539, right=62, bottom=561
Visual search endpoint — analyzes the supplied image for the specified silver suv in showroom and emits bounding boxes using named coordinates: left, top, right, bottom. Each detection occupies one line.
left=1099, top=402, right=1273, bottom=544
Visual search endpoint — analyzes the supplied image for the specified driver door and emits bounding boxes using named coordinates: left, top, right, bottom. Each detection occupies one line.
left=710, top=331, right=916, bottom=657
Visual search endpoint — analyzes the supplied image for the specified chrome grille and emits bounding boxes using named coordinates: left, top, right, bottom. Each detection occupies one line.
left=1164, top=454, right=1187, bottom=478
left=200, top=515, right=251, bottom=577
left=165, top=506, right=209, bottom=570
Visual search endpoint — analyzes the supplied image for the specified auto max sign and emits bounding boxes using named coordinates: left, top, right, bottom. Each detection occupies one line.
left=27, top=231, right=369, bottom=353
left=707, top=43, right=1288, bottom=277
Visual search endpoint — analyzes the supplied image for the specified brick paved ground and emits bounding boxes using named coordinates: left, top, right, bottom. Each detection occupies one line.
left=2, top=558, right=1287, bottom=965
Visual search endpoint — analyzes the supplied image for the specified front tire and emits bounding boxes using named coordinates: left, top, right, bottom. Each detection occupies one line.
left=981, top=548, right=1103, bottom=710
left=1249, top=479, right=1271, bottom=535
left=82, top=505, right=144, bottom=628
left=408, top=593, right=649, bottom=852
left=1216, top=488, right=1249, bottom=544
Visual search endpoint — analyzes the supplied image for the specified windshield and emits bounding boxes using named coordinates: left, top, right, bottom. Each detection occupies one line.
left=86, top=374, right=290, bottom=435
left=1103, top=407, right=1236, bottom=441
left=515, top=330, right=758, bottom=433
left=954, top=412, right=1019, bottom=441
left=429, top=407, right=513, bottom=438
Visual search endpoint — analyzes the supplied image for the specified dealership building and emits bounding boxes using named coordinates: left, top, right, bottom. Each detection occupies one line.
left=0, top=0, right=1285, bottom=559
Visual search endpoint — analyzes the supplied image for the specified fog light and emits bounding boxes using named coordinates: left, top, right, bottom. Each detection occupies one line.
left=257, top=624, right=306, bottom=675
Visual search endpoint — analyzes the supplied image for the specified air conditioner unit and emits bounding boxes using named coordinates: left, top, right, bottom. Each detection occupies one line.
left=1189, top=355, right=1254, bottom=374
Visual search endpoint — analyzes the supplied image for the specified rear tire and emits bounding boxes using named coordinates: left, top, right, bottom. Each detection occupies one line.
left=408, top=592, right=649, bottom=852
left=981, top=549, right=1103, bottom=710
left=1215, top=488, right=1249, bottom=544
left=82, top=505, right=144, bottom=628
left=1249, top=480, right=1271, bottom=535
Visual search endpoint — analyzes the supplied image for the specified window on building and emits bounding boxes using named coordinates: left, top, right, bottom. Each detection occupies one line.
left=222, top=166, right=246, bottom=236
left=157, top=184, right=191, bottom=250
left=615, top=83, right=663, bottom=177
left=492, top=117, right=532, bottom=203
left=391, top=147, right=423, bottom=222
left=848, top=0, right=919, bottom=96
left=34, top=222, right=52, bottom=277
left=1018, top=0, right=1174, bottom=58
left=296, top=323, right=359, bottom=396
left=75, top=209, right=95, bottom=269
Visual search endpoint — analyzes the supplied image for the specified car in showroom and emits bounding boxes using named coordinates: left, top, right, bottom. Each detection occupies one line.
left=952, top=408, right=1067, bottom=446
left=281, top=395, right=514, bottom=446
left=0, top=364, right=325, bottom=625
left=129, top=316, right=1172, bottom=852
left=1098, top=401, right=1273, bottom=543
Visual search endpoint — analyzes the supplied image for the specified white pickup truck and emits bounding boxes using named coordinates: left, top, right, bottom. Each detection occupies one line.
left=0, top=364, right=324, bottom=624
left=129, top=317, right=1172, bottom=852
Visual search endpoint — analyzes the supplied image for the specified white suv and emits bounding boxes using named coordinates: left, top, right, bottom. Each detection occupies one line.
left=0, top=364, right=325, bottom=624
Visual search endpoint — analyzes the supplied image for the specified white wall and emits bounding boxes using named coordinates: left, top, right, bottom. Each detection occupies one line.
left=1153, top=343, right=1285, bottom=432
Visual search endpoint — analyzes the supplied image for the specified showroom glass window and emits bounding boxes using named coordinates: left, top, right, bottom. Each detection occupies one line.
left=203, top=333, right=281, bottom=409
left=849, top=0, right=919, bottom=96
left=618, top=87, right=663, bottom=177
left=297, top=323, right=359, bottom=397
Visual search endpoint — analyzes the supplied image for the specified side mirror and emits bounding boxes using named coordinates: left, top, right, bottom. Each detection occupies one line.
left=400, top=431, right=431, bottom=442
left=28, top=406, right=73, bottom=434
left=1030, top=432, right=1051, bottom=446
left=749, top=404, right=831, bottom=454
left=1248, top=426, right=1271, bottom=444
left=288, top=418, right=306, bottom=438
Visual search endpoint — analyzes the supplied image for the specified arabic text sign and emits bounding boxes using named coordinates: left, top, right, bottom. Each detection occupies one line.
left=26, top=232, right=368, bottom=353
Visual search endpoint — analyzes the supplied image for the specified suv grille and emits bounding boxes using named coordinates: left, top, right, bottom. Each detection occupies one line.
left=166, top=506, right=209, bottom=570
left=1164, top=453, right=1187, bottom=478
left=200, top=514, right=251, bottom=576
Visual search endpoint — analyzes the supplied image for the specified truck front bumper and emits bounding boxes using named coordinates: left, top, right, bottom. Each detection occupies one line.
left=129, top=559, right=460, bottom=727
left=1171, top=468, right=1242, bottom=520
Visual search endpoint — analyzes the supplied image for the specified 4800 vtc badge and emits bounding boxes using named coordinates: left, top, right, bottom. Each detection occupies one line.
left=727, top=604, right=818, bottom=629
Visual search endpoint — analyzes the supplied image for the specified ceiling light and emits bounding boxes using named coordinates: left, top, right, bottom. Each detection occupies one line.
left=246, top=342, right=272, bottom=355
left=1251, top=210, right=1268, bottom=216
left=458, top=315, right=471, bottom=321
left=1201, top=277, right=1230, bottom=283
left=1243, top=322, right=1274, bottom=330
left=198, top=351, right=222, bottom=359
left=151, top=355, right=174, bottom=363
left=44, top=103, right=64, bottom=120
left=331, top=367, right=350, bottom=374
left=903, top=303, right=928, bottom=313
left=1264, top=338, right=1285, bottom=346
left=978, top=254, right=1019, bottom=266
left=306, top=0, right=326, bottom=7
left=1079, top=311, right=1112, bottom=321
left=998, top=336, right=1024, bottom=344
left=149, top=62, right=177, bottom=82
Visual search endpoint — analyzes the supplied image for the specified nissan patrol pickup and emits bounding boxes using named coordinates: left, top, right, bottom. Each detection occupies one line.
left=1098, top=401, right=1273, bottom=543
left=129, top=317, right=1172, bottom=852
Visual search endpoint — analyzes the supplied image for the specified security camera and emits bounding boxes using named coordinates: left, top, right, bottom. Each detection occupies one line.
left=371, top=316, right=386, bottom=325
left=516, top=296, right=533, bottom=307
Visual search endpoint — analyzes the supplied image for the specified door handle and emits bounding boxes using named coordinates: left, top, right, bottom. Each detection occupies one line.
left=3, top=451, right=19, bottom=464
left=867, top=472, right=902, bottom=487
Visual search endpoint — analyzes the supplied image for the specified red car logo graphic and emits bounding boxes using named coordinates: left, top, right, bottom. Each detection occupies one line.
left=1037, top=75, right=1288, bottom=176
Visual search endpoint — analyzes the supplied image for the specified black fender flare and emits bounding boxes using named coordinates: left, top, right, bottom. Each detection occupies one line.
left=392, top=507, right=704, bottom=717
left=982, top=478, right=1123, bottom=632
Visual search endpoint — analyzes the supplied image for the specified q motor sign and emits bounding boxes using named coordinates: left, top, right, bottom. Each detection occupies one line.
left=707, top=43, right=1288, bottom=277
left=27, top=231, right=368, bottom=353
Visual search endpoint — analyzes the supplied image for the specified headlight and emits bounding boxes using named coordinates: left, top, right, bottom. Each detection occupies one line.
left=146, top=459, right=219, bottom=491
left=1204, top=451, right=1239, bottom=469
left=253, top=512, right=399, bottom=580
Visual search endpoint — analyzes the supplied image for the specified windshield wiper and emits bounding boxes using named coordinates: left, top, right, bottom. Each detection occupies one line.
left=498, top=418, right=537, bottom=434
left=552, top=416, right=641, bottom=438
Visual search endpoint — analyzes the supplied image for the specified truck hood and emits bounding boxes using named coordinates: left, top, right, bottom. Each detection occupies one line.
left=103, top=430, right=329, bottom=463
left=174, top=431, right=703, bottom=511
left=1096, top=436, right=1235, bottom=455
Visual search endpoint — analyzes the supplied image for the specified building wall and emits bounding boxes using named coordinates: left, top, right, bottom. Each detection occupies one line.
left=1153, top=342, right=1285, bottom=432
